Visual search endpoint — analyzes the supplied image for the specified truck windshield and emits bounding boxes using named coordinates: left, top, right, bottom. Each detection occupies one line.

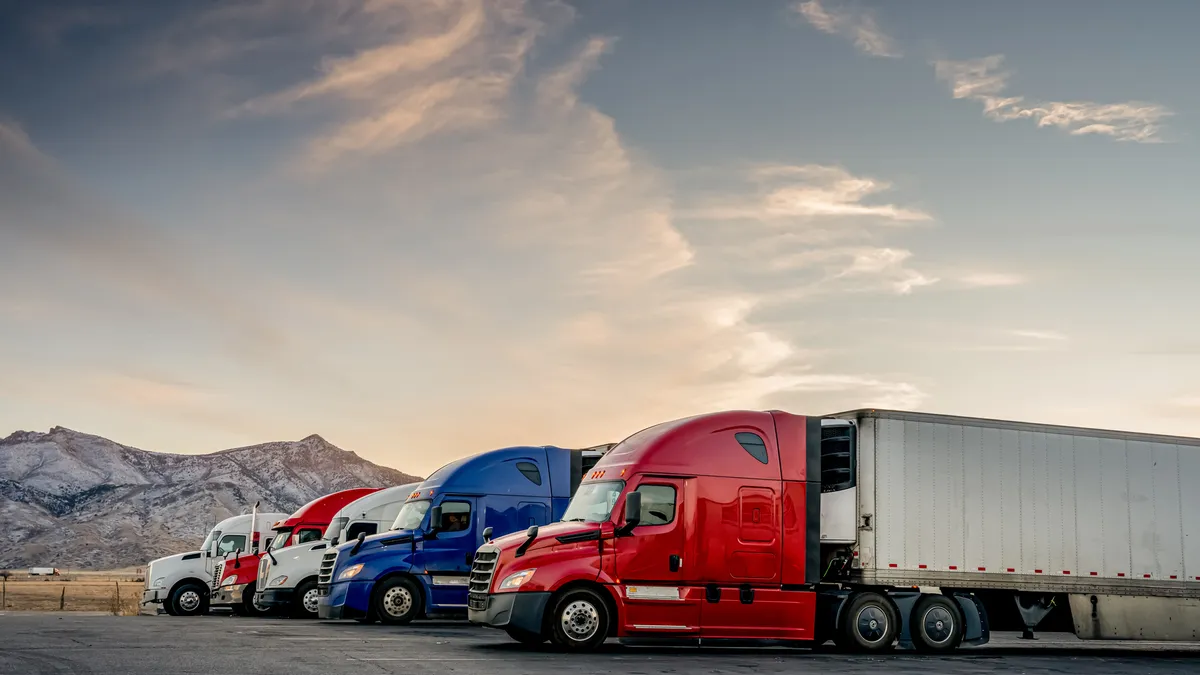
left=391, top=500, right=431, bottom=531
left=326, top=517, right=349, bottom=542
left=268, top=528, right=294, bottom=551
left=561, top=480, right=626, bottom=523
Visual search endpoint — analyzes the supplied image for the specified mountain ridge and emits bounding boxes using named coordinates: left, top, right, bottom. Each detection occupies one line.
left=0, top=427, right=422, bottom=570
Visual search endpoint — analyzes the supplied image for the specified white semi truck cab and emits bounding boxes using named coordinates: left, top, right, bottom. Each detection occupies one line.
left=142, top=511, right=288, bottom=616
left=255, top=483, right=418, bottom=618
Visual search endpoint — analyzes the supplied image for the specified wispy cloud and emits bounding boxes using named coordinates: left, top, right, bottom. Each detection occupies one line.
left=792, top=0, right=900, bottom=58
left=1009, top=329, right=1068, bottom=341
left=934, top=55, right=1172, bottom=143
left=682, top=164, right=932, bottom=224
left=960, top=272, right=1025, bottom=288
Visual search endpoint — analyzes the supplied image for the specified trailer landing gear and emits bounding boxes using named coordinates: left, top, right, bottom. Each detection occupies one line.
left=1014, top=594, right=1055, bottom=640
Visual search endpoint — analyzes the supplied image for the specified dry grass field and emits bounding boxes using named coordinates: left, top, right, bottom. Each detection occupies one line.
left=1, top=570, right=145, bottom=615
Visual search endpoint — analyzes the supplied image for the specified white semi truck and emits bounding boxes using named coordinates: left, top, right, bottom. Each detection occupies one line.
left=818, top=408, right=1200, bottom=645
left=142, top=511, right=288, bottom=616
left=255, top=483, right=419, bottom=618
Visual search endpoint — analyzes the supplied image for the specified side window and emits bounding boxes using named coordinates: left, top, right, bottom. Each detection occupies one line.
left=634, top=485, right=677, bottom=526
left=516, top=461, right=542, bottom=486
left=261, top=537, right=274, bottom=551
left=820, top=424, right=856, bottom=492
left=345, top=522, right=378, bottom=541
left=296, top=528, right=322, bottom=544
left=735, top=431, right=769, bottom=465
left=217, top=534, right=246, bottom=556
left=437, top=500, right=472, bottom=533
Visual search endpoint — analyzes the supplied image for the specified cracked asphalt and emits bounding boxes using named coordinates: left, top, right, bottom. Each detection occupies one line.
left=1, top=613, right=1198, bottom=674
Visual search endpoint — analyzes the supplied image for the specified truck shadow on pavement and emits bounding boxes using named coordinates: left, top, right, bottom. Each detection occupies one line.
left=471, top=642, right=1200, bottom=660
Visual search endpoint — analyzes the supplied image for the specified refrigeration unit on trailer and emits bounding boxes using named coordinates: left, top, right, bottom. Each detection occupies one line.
left=255, top=482, right=419, bottom=618
left=318, top=444, right=614, bottom=624
left=142, top=511, right=288, bottom=616
left=468, top=408, right=1200, bottom=651
left=210, top=488, right=380, bottom=616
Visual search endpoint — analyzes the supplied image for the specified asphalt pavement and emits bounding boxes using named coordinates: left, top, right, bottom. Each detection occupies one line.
left=0, top=613, right=1198, bottom=675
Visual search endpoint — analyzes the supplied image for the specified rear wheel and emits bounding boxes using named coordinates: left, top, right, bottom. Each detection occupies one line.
left=372, top=576, right=422, bottom=625
left=838, top=591, right=898, bottom=653
left=168, top=582, right=209, bottom=616
left=910, top=594, right=964, bottom=652
left=548, top=588, right=609, bottom=651
left=292, top=580, right=320, bottom=619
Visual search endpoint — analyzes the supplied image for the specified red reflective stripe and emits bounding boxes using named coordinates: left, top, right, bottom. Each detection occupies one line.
left=1006, top=568, right=1015, bottom=572
left=1034, top=569, right=1042, bottom=573
left=918, top=564, right=927, bottom=569
left=1117, top=573, right=1125, bottom=577
left=889, top=563, right=898, bottom=568
left=1144, top=574, right=1151, bottom=578
left=949, top=565, right=958, bottom=570
left=1170, top=575, right=1178, bottom=579
left=1090, top=572, right=1097, bottom=576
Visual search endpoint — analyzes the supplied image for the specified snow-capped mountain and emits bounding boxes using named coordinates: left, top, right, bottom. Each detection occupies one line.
left=0, top=427, right=422, bottom=570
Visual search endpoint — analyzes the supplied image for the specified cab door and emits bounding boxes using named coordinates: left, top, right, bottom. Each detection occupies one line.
left=612, top=477, right=700, bottom=636
left=415, top=496, right=475, bottom=608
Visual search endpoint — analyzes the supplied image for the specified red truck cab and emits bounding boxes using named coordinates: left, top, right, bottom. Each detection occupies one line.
left=211, top=488, right=380, bottom=616
left=467, top=410, right=824, bottom=648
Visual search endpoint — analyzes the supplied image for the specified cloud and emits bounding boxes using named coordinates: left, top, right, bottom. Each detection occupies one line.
left=933, top=55, right=1173, bottom=143
left=792, top=0, right=900, bottom=58
left=960, top=272, right=1025, bottom=288
left=682, top=164, right=932, bottom=224
left=1009, top=329, right=1068, bottom=341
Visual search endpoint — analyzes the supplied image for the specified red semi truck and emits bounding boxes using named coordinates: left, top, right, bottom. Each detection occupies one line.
left=210, top=488, right=380, bottom=615
left=468, top=408, right=1200, bottom=651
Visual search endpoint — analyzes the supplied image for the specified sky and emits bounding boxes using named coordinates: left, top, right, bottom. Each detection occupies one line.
left=2, top=0, right=1199, bottom=477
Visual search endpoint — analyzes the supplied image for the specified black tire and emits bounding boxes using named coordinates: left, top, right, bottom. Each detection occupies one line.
left=505, top=627, right=546, bottom=645
left=548, top=588, right=609, bottom=651
left=242, top=582, right=271, bottom=617
left=910, top=594, right=964, bottom=652
left=291, top=580, right=320, bottom=619
left=168, top=582, right=208, bottom=616
left=839, top=591, right=898, bottom=653
left=372, top=576, right=422, bottom=625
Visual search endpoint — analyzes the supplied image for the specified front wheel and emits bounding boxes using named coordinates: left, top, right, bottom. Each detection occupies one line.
left=168, top=582, right=208, bottom=616
left=243, top=583, right=272, bottom=617
left=292, top=580, right=320, bottom=619
left=372, top=577, right=422, bottom=625
left=548, top=588, right=609, bottom=651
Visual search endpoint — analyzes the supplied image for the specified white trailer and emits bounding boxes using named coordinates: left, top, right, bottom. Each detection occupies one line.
left=142, top=510, right=288, bottom=616
left=28, top=567, right=60, bottom=576
left=255, top=482, right=419, bottom=618
left=819, top=408, right=1200, bottom=643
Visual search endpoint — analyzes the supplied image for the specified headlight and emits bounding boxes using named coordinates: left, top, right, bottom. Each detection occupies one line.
left=497, top=569, right=536, bottom=591
left=221, top=575, right=237, bottom=587
left=270, top=575, right=288, bottom=587
left=153, top=577, right=166, bottom=588
left=338, top=564, right=364, bottom=580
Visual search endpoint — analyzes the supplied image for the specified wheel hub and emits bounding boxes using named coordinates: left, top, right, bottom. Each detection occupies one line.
left=303, top=588, right=319, bottom=614
left=923, top=606, right=954, bottom=643
left=383, top=587, right=413, bottom=617
left=560, top=600, right=600, bottom=641
left=856, top=605, right=888, bottom=643
left=179, top=591, right=200, bottom=612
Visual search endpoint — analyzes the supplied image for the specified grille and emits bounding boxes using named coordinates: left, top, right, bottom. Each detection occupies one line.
left=467, top=547, right=499, bottom=611
left=211, top=560, right=224, bottom=590
left=258, top=555, right=271, bottom=589
left=317, top=550, right=338, bottom=595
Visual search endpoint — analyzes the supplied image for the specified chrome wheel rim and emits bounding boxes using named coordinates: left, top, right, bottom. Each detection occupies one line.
left=560, top=599, right=600, bottom=642
left=382, top=586, right=413, bottom=618
left=179, top=590, right=201, bottom=613
left=302, top=588, right=320, bottom=614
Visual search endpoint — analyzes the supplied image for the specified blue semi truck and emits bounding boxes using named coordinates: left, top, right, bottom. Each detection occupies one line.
left=316, top=443, right=612, bottom=624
